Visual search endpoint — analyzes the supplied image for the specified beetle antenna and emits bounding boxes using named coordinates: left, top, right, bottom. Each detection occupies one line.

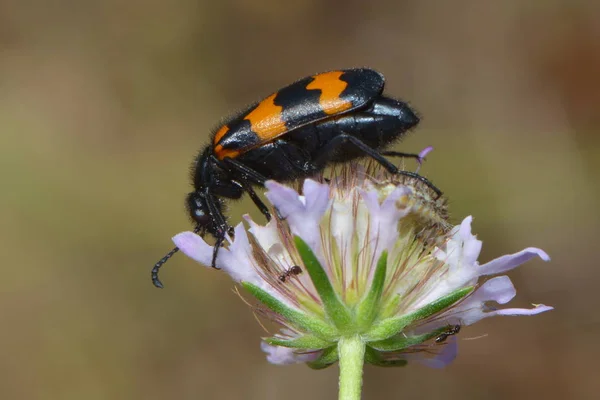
left=151, top=247, right=179, bottom=288
left=151, top=226, right=201, bottom=289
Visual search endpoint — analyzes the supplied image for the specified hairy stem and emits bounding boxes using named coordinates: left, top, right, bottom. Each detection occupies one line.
left=338, top=335, right=366, bottom=400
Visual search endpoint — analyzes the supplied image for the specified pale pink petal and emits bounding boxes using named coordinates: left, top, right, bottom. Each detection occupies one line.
left=303, top=179, right=331, bottom=215
left=447, top=276, right=516, bottom=325
left=419, top=217, right=484, bottom=301
left=487, top=305, right=554, bottom=317
left=459, top=304, right=554, bottom=325
left=403, top=337, right=458, bottom=369
left=418, top=146, right=434, bottom=161
left=357, top=186, right=379, bottom=211
left=216, top=223, right=260, bottom=283
left=173, top=224, right=260, bottom=284
left=479, top=247, right=550, bottom=276
left=422, top=337, right=458, bottom=369
left=172, top=231, right=214, bottom=267
left=265, top=180, right=330, bottom=261
left=415, top=146, right=434, bottom=173
left=264, top=181, right=305, bottom=218
left=360, top=186, right=411, bottom=255
left=471, top=276, right=517, bottom=305
left=260, top=342, right=320, bottom=365
left=446, top=276, right=553, bottom=325
left=436, top=217, right=481, bottom=279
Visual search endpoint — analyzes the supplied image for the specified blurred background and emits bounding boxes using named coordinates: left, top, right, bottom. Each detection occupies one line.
left=1, top=1, right=599, bottom=399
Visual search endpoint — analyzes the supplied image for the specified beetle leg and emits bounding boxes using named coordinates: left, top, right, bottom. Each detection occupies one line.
left=212, top=235, right=225, bottom=269
left=314, top=134, right=442, bottom=197
left=203, top=189, right=230, bottom=268
left=219, top=158, right=272, bottom=221
left=232, top=178, right=272, bottom=222
left=241, top=184, right=271, bottom=221
left=380, top=151, right=423, bottom=162
left=380, top=150, right=420, bottom=157
left=395, top=170, right=442, bottom=198
left=313, top=133, right=399, bottom=173
left=217, top=156, right=268, bottom=185
left=380, top=150, right=430, bottom=173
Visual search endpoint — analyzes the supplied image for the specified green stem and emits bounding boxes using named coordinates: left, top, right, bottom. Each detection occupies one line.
left=338, top=335, right=366, bottom=400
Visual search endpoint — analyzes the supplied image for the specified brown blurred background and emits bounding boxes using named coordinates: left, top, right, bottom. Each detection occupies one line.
left=1, top=1, right=599, bottom=399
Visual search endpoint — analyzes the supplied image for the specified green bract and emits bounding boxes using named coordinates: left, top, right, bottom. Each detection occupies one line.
left=246, top=237, right=473, bottom=368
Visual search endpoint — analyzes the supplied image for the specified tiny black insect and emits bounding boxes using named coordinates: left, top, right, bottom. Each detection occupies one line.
left=278, top=265, right=303, bottom=282
left=151, top=68, right=441, bottom=288
left=434, top=324, right=461, bottom=344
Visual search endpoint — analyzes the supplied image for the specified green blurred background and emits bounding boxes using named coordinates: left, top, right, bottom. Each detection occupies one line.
left=1, top=1, right=599, bottom=399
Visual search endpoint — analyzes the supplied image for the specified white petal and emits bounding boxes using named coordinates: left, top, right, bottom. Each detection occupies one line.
left=260, top=342, right=320, bottom=365
left=246, top=215, right=296, bottom=267
left=329, top=195, right=357, bottom=276
left=479, top=247, right=550, bottom=276
left=460, top=223, right=482, bottom=268
left=245, top=215, right=280, bottom=252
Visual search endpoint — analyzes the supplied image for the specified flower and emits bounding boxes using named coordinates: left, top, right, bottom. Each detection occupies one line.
left=172, top=164, right=552, bottom=369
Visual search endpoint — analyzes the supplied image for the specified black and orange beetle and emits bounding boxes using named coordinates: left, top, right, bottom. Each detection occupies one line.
left=152, top=68, right=439, bottom=288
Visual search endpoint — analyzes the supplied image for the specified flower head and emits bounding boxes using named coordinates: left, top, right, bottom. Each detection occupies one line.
left=173, top=164, right=551, bottom=369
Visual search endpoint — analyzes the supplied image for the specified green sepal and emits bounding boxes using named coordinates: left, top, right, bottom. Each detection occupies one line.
left=381, top=293, right=401, bottom=317
left=265, top=334, right=333, bottom=350
left=364, top=347, right=407, bottom=368
left=294, top=236, right=352, bottom=332
left=363, top=286, right=474, bottom=341
left=307, top=345, right=339, bottom=370
left=355, top=251, right=387, bottom=331
left=242, top=282, right=337, bottom=341
left=368, top=327, right=445, bottom=351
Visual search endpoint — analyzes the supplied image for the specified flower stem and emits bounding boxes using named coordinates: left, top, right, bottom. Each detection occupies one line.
left=338, top=335, right=366, bottom=400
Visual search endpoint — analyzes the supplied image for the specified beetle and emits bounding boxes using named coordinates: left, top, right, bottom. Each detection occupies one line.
left=152, top=68, right=439, bottom=288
